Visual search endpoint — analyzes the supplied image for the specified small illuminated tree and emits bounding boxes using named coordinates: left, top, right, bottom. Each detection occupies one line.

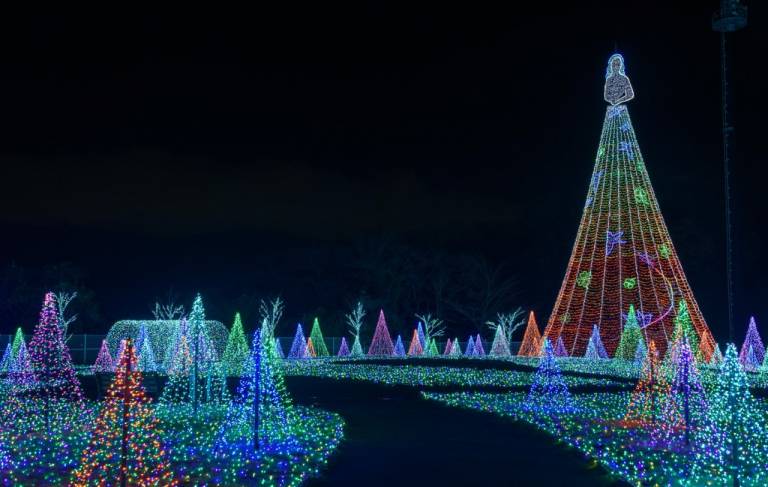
left=424, top=338, right=438, bottom=357
left=710, top=344, right=724, bottom=366
left=288, top=323, right=310, bottom=359
left=518, top=311, right=542, bottom=357
left=188, top=293, right=216, bottom=414
left=223, top=313, right=250, bottom=376
left=739, top=316, right=765, bottom=369
left=288, top=324, right=308, bottom=359
left=667, top=300, right=700, bottom=365
left=489, top=325, right=511, bottom=358
left=524, top=339, right=576, bottom=415
left=393, top=335, right=405, bottom=357
left=204, top=361, right=231, bottom=405
left=486, top=308, right=526, bottom=349
left=367, top=310, right=394, bottom=356
left=309, top=318, right=330, bottom=357
left=7, top=339, right=35, bottom=389
left=584, top=325, right=607, bottom=359
left=449, top=338, right=462, bottom=357
left=553, top=336, right=568, bottom=358
left=691, top=344, right=768, bottom=484
left=615, top=304, right=645, bottom=360
left=633, top=339, right=647, bottom=367
left=27, top=292, right=85, bottom=429
left=159, top=336, right=193, bottom=408
left=0, top=343, right=12, bottom=373
left=743, top=345, right=759, bottom=373
left=345, top=302, right=366, bottom=357
left=653, top=337, right=709, bottom=450
left=473, top=334, right=486, bottom=357
left=407, top=329, right=423, bottom=356
left=443, top=338, right=453, bottom=356
left=465, top=336, right=475, bottom=357
left=305, top=338, right=317, bottom=358
left=624, top=341, right=670, bottom=428
left=215, top=329, right=298, bottom=455
left=137, top=336, right=158, bottom=373
left=274, top=338, right=285, bottom=359
left=337, top=337, right=350, bottom=357
left=10, top=327, right=25, bottom=362
left=71, top=340, right=176, bottom=486
left=92, top=340, right=115, bottom=373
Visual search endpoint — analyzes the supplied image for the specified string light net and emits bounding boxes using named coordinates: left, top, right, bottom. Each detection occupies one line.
left=544, top=54, right=711, bottom=359
left=107, top=319, right=226, bottom=370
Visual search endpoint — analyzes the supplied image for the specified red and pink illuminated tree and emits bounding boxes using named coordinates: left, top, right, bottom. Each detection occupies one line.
left=407, top=329, right=423, bottom=356
left=367, top=310, right=394, bottom=356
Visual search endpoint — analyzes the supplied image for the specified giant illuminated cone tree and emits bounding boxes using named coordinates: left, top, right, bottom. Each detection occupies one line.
left=544, top=54, right=712, bottom=359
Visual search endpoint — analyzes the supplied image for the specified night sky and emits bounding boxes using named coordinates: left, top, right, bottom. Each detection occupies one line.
left=0, top=4, right=765, bottom=341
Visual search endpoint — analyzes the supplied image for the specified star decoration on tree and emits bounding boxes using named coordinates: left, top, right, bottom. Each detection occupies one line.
left=605, top=230, right=626, bottom=256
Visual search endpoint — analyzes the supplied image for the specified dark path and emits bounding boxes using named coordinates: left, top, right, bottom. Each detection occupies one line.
left=286, top=377, right=628, bottom=487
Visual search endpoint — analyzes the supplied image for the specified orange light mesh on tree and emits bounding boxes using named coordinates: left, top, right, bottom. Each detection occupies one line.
left=518, top=311, right=542, bottom=357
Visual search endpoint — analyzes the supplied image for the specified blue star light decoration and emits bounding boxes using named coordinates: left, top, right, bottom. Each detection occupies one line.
left=605, top=230, right=626, bottom=256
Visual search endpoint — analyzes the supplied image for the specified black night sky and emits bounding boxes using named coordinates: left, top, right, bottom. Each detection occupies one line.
left=0, top=4, right=765, bottom=342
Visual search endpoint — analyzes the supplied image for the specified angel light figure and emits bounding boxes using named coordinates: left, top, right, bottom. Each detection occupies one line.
left=604, top=53, right=634, bottom=106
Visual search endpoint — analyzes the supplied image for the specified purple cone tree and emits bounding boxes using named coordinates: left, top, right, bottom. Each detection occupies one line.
left=367, top=310, right=394, bottom=356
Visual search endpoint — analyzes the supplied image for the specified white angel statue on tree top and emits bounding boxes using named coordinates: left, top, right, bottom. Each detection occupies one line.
left=604, top=53, right=634, bottom=106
